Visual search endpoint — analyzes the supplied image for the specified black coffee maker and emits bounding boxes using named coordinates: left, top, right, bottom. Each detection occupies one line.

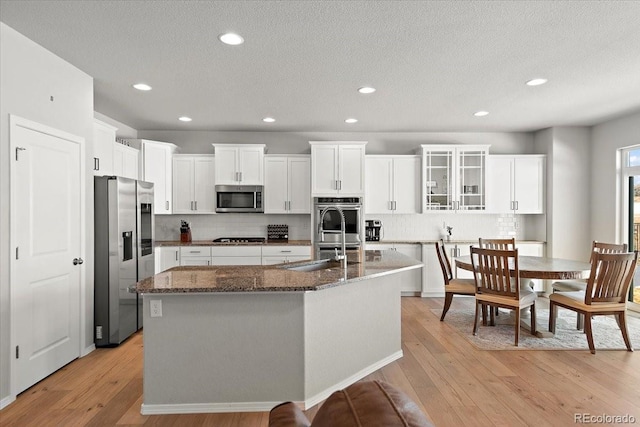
left=365, top=220, right=383, bottom=241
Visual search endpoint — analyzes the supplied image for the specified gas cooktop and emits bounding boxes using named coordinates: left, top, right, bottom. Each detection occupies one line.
left=212, top=237, right=266, bottom=243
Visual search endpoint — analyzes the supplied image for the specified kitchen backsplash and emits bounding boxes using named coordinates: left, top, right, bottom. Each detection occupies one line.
left=364, top=213, right=546, bottom=242
left=155, top=214, right=311, bottom=241
left=156, top=212, right=545, bottom=242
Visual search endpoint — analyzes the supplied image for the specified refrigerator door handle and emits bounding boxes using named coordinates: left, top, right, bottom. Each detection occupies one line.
left=122, top=231, right=133, bottom=261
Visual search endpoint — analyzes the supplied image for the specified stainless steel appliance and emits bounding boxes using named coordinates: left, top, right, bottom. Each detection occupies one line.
left=94, top=176, right=155, bottom=347
left=365, top=219, right=383, bottom=241
left=215, top=185, right=264, bottom=213
left=313, top=197, right=364, bottom=260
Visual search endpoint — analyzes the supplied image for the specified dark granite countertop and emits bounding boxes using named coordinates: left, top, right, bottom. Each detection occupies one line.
left=137, top=249, right=422, bottom=294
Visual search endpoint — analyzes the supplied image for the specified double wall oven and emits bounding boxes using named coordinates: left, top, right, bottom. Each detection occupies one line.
left=313, top=197, right=364, bottom=260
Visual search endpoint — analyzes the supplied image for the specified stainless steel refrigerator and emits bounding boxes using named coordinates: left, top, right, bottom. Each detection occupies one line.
left=94, top=176, right=155, bottom=347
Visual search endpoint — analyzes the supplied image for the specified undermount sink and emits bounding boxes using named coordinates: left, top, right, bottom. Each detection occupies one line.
left=283, top=259, right=341, bottom=272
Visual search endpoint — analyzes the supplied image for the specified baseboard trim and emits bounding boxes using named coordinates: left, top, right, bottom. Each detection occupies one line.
left=81, top=343, right=96, bottom=357
left=303, top=350, right=404, bottom=409
left=141, top=401, right=285, bottom=415
left=421, top=291, right=444, bottom=297
left=0, top=394, right=17, bottom=410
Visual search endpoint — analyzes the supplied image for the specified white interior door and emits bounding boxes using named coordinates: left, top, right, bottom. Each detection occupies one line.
left=10, top=115, right=83, bottom=395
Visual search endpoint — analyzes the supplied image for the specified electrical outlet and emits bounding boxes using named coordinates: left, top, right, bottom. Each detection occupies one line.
left=150, top=300, right=162, bottom=317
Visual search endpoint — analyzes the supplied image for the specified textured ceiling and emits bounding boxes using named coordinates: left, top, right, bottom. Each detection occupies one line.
left=1, top=0, right=640, bottom=133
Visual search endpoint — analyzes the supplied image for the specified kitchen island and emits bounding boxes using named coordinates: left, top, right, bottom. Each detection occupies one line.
left=137, top=250, right=422, bottom=415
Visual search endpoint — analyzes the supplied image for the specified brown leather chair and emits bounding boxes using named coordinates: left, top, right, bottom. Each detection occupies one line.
left=269, top=380, right=434, bottom=427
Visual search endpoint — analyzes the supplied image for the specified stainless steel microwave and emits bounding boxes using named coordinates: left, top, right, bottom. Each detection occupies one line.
left=215, top=185, right=264, bottom=213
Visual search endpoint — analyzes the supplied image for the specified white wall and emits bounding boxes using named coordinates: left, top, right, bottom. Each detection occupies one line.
left=137, top=130, right=534, bottom=155
left=591, top=109, right=640, bottom=242
left=94, top=111, right=138, bottom=140
left=553, top=127, right=592, bottom=260
left=0, top=23, right=94, bottom=405
left=534, top=127, right=592, bottom=261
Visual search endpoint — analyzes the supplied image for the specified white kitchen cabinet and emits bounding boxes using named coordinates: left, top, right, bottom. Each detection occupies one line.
left=173, top=155, right=216, bottom=214
left=486, top=155, right=546, bottom=214
left=180, top=247, right=213, bottom=266
left=140, top=139, right=178, bottom=215
left=421, top=145, right=489, bottom=212
left=310, top=141, right=366, bottom=196
left=365, top=155, right=421, bottom=214
left=212, top=144, right=265, bottom=185
left=262, top=245, right=312, bottom=265
left=113, top=143, right=139, bottom=180
left=157, top=246, right=181, bottom=273
left=366, top=243, right=422, bottom=295
left=210, top=246, right=262, bottom=265
left=92, top=119, right=116, bottom=176
left=264, top=155, right=311, bottom=214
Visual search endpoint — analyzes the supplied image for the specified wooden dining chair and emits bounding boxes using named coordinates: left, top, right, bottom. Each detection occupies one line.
left=551, top=241, right=628, bottom=330
left=470, top=246, right=537, bottom=346
left=435, top=239, right=476, bottom=321
left=478, top=238, right=533, bottom=322
left=478, top=237, right=533, bottom=288
left=549, top=250, right=637, bottom=354
left=478, top=237, right=516, bottom=250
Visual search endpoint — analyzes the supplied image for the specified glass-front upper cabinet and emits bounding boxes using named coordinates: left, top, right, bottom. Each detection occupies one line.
left=421, top=145, right=489, bottom=212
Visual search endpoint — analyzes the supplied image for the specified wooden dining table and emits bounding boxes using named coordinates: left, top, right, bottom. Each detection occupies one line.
left=453, top=255, right=592, bottom=337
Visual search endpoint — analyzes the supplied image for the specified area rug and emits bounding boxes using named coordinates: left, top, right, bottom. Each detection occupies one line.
left=431, top=304, right=640, bottom=350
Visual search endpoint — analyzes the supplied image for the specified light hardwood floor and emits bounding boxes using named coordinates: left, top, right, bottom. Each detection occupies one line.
left=1, top=297, right=639, bottom=426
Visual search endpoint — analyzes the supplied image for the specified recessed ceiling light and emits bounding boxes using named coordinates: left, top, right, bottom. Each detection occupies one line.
left=133, top=83, right=152, bottom=91
left=345, top=118, right=358, bottom=124
left=262, top=117, right=276, bottom=123
left=526, top=78, right=548, bottom=86
left=219, top=32, right=244, bottom=45
left=358, top=86, right=376, bottom=94
left=178, top=116, right=192, bottom=122
left=473, top=111, right=489, bottom=117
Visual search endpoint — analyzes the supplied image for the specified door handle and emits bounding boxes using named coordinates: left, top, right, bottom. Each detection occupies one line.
left=166, top=201, right=169, bottom=211
left=194, top=201, right=198, bottom=211
left=73, top=257, right=84, bottom=265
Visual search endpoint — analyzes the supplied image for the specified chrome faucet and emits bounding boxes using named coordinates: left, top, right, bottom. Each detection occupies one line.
left=318, top=206, right=347, bottom=275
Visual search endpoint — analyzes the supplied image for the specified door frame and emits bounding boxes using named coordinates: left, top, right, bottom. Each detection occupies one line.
left=9, top=114, right=87, bottom=396
left=619, top=145, right=640, bottom=313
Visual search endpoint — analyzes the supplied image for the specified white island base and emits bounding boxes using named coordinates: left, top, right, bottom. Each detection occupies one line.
left=140, top=273, right=406, bottom=415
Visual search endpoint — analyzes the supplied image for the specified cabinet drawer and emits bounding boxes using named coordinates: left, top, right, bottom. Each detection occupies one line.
left=210, top=246, right=262, bottom=257
left=262, top=246, right=311, bottom=257
left=180, top=247, right=212, bottom=257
